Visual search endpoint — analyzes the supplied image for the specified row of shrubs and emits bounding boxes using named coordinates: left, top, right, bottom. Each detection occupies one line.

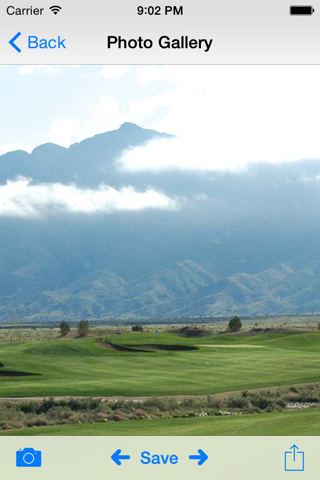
left=1, top=384, right=320, bottom=431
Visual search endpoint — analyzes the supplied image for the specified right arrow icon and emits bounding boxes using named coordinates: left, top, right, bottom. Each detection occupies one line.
left=189, top=449, right=208, bottom=465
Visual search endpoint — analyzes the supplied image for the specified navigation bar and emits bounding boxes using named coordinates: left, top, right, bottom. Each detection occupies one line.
left=1, top=0, right=320, bottom=64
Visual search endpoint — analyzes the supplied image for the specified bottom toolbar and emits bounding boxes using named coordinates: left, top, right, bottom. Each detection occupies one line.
left=0, top=437, right=316, bottom=479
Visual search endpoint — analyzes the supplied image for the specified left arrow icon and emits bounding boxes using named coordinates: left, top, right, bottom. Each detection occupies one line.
left=111, top=449, right=130, bottom=466
left=9, top=32, right=22, bottom=52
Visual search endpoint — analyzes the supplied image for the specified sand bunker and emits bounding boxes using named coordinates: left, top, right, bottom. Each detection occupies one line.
left=0, top=362, right=40, bottom=377
left=131, top=344, right=198, bottom=352
left=98, top=342, right=198, bottom=352
left=97, top=343, right=154, bottom=353
left=0, top=368, right=40, bottom=377
left=199, top=344, right=265, bottom=349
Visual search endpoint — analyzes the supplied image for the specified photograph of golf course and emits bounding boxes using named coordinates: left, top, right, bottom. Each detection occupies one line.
left=1, top=65, right=320, bottom=435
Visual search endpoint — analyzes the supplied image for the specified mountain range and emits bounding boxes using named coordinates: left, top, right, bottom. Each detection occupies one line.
left=1, top=122, right=320, bottom=322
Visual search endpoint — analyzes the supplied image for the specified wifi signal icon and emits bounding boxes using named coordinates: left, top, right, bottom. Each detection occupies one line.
left=50, top=5, right=62, bottom=15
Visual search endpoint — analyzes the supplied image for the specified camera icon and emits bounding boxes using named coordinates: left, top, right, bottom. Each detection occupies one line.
left=16, top=448, right=42, bottom=467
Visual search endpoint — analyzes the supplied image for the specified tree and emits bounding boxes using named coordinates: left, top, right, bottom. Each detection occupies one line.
left=77, top=320, right=89, bottom=337
left=132, top=325, right=144, bottom=332
left=228, top=315, right=242, bottom=332
left=60, top=320, right=71, bottom=336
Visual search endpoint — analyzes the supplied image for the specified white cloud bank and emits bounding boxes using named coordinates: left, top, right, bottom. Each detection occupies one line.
left=0, top=177, right=177, bottom=217
left=4, top=65, right=320, bottom=170
left=119, top=66, right=320, bottom=173
left=118, top=132, right=319, bottom=173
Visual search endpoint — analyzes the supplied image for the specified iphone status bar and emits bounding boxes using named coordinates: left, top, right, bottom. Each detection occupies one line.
left=1, top=0, right=320, bottom=64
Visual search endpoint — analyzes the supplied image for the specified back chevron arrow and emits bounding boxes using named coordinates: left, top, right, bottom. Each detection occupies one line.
left=9, top=32, right=22, bottom=52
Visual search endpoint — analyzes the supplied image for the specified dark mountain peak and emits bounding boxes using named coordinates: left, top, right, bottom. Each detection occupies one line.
left=0, top=149, right=30, bottom=160
left=0, top=124, right=172, bottom=186
left=69, top=123, right=150, bottom=151
left=31, top=143, right=68, bottom=157
left=70, top=123, right=169, bottom=150
left=118, top=122, right=172, bottom=139
left=119, top=122, right=143, bottom=131
left=67, top=123, right=171, bottom=174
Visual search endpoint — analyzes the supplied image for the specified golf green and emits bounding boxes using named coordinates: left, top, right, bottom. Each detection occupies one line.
left=1, top=331, right=320, bottom=398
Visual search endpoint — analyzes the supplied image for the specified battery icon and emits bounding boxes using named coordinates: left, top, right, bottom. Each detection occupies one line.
left=290, top=5, right=315, bottom=15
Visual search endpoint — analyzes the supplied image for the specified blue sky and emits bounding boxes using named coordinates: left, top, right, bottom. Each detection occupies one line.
left=0, top=65, right=173, bottom=154
left=1, top=65, right=320, bottom=217
left=1, top=65, right=320, bottom=171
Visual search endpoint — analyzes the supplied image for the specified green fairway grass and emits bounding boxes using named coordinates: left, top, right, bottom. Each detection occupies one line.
left=1, top=407, right=320, bottom=436
left=1, top=331, right=320, bottom=398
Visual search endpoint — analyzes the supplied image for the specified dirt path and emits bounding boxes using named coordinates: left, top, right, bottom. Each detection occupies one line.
left=0, top=393, right=237, bottom=403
